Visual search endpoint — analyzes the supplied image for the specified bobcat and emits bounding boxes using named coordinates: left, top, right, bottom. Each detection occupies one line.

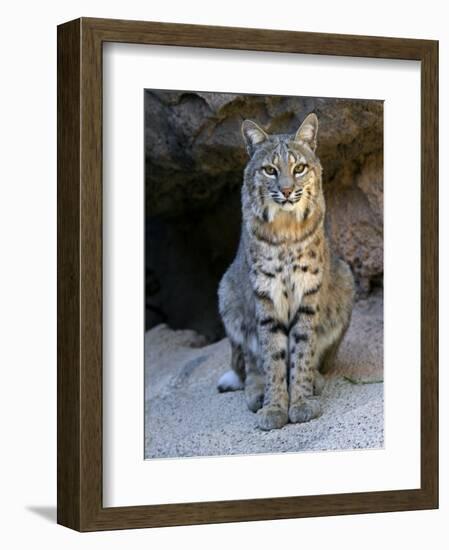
left=217, top=113, right=355, bottom=430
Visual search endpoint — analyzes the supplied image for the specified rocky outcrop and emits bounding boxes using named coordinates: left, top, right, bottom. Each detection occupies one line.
left=145, top=91, right=383, bottom=336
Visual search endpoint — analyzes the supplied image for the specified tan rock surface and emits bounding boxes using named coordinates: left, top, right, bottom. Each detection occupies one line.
left=145, top=291, right=383, bottom=459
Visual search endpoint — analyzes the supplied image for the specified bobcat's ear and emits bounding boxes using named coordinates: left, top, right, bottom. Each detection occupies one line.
left=295, top=113, right=319, bottom=151
left=241, top=120, right=268, bottom=155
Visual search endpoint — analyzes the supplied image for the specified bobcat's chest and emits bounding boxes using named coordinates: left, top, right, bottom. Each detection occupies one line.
left=256, top=246, right=311, bottom=323
left=270, top=268, right=306, bottom=323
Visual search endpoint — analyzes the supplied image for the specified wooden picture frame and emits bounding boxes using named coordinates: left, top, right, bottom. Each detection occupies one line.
left=57, top=17, right=438, bottom=531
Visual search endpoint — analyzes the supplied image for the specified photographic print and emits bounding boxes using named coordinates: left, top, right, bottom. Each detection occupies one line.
left=58, top=18, right=438, bottom=530
left=144, top=90, right=384, bottom=459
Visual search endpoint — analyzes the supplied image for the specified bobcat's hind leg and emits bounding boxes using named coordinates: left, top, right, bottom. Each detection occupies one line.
left=318, top=334, right=343, bottom=375
left=217, top=342, right=245, bottom=392
left=314, top=370, right=325, bottom=396
left=244, top=353, right=264, bottom=412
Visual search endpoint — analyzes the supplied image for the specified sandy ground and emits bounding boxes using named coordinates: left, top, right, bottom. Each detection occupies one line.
left=145, top=290, right=383, bottom=459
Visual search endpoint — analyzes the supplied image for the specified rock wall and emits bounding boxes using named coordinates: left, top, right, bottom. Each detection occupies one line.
left=145, top=91, right=383, bottom=338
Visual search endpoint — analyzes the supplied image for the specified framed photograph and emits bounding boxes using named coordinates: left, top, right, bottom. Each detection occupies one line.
left=57, top=17, right=438, bottom=531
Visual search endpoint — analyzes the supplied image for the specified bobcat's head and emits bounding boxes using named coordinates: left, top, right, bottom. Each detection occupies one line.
left=241, top=114, right=323, bottom=223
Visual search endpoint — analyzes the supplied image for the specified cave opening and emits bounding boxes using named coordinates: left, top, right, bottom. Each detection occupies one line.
left=145, top=188, right=242, bottom=342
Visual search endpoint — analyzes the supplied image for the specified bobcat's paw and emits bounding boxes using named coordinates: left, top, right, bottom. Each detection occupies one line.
left=257, top=405, right=288, bottom=430
left=245, top=384, right=264, bottom=412
left=217, top=370, right=244, bottom=393
left=246, top=392, right=264, bottom=413
left=289, top=398, right=321, bottom=424
left=314, top=372, right=326, bottom=396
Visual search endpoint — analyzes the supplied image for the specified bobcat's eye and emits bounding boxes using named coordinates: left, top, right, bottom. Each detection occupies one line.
left=293, top=163, right=308, bottom=176
left=262, top=165, right=277, bottom=177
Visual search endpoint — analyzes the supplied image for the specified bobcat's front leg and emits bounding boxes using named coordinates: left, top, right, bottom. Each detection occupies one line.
left=288, top=303, right=321, bottom=423
left=255, top=301, right=289, bottom=430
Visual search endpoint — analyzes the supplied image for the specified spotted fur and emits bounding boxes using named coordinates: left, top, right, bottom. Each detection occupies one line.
left=218, top=114, right=355, bottom=430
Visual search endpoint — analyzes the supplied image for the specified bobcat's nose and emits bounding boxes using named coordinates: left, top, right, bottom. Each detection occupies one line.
left=281, top=187, right=293, bottom=198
